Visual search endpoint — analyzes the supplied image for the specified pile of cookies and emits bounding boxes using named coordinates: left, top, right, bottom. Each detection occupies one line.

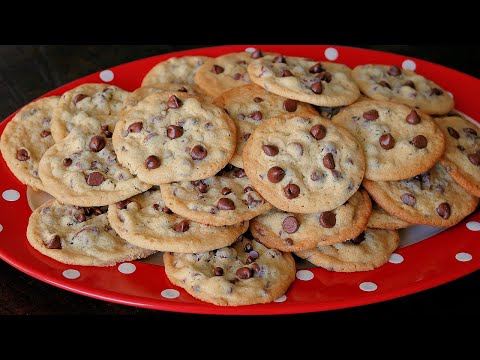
left=1, top=48, right=479, bottom=307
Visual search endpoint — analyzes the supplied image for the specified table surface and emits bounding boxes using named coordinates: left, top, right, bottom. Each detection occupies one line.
left=1, top=45, right=479, bottom=317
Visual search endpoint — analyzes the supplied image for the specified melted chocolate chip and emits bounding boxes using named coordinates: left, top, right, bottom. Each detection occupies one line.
left=323, top=153, right=335, bottom=169
left=463, top=128, right=478, bottom=136
left=309, top=63, right=324, bottom=74
left=284, top=184, right=300, bottom=199
left=40, top=130, right=51, bottom=138
left=233, top=168, right=246, bottom=178
left=467, top=153, right=480, bottom=166
left=319, top=211, right=336, bottom=228
left=284, top=238, right=294, bottom=246
left=406, top=110, right=421, bottom=125
left=447, top=127, right=459, bottom=139
left=86, top=172, right=104, bottom=186
left=403, top=80, right=416, bottom=89
left=243, top=133, right=251, bottom=141
left=411, top=135, right=428, bottom=149
left=254, top=97, right=263, bottom=103
left=177, top=87, right=188, bottom=92
left=317, top=71, right=332, bottom=83
left=379, top=133, right=395, bottom=150
left=63, top=158, right=72, bottom=167
left=282, top=69, right=293, bottom=77
left=162, top=206, right=172, bottom=214
left=244, top=186, right=253, bottom=193
left=273, top=55, right=286, bottom=63
left=251, top=49, right=263, bottom=59
left=145, top=155, right=161, bottom=169
left=128, top=122, right=143, bottom=133
left=101, top=125, right=113, bottom=138
left=310, top=82, right=323, bottom=94
left=46, top=235, right=62, bottom=249
left=236, top=267, right=253, bottom=279
left=191, top=145, right=208, bottom=160
left=16, top=149, right=29, bottom=161
left=388, top=65, right=401, bottom=76
left=214, top=267, right=224, bottom=276
left=282, top=216, right=300, bottom=234
left=167, top=95, right=182, bottom=109
left=310, top=124, right=327, bottom=140
left=267, top=166, right=285, bottom=183
left=401, top=193, right=416, bottom=206
left=174, top=220, right=189, bottom=232
left=430, top=88, right=443, bottom=96
left=310, top=170, right=325, bottom=181
left=167, top=125, right=184, bottom=139
left=378, top=80, right=391, bottom=89
left=262, top=145, right=279, bottom=156
left=457, top=145, right=465, bottom=152
left=346, top=232, right=365, bottom=245
left=283, top=99, right=298, bottom=112
left=436, top=202, right=451, bottom=219
left=248, top=111, right=263, bottom=121
left=363, top=109, right=379, bottom=121
left=89, top=136, right=106, bottom=152
left=244, top=243, right=253, bottom=252
left=211, top=65, right=224, bottom=74
left=152, top=204, right=160, bottom=211
left=233, top=73, right=242, bottom=80
left=116, top=199, right=131, bottom=209
left=217, top=198, right=235, bottom=210
left=73, top=94, right=88, bottom=105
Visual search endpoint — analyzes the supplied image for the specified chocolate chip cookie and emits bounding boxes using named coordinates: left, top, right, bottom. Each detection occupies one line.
left=332, top=100, right=445, bottom=181
left=247, top=55, right=360, bottom=107
left=160, top=164, right=272, bottom=226
left=39, top=127, right=151, bottom=206
left=163, top=234, right=296, bottom=306
left=242, top=114, right=365, bottom=213
left=367, top=201, right=410, bottom=229
left=113, top=91, right=236, bottom=184
left=142, top=56, right=210, bottom=86
left=250, top=189, right=372, bottom=252
left=0, top=96, right=59, bottom=191
left=108, top=188, right=249, bottom=252
left=352, top=64, right=454, bottom=115
left=295, top=228, right=399, bottom=272
left=435, top=115, right=480, bottom=197
left=27, top=199, right=154, bottom=266
left=363, top=163, right=479, bottom=227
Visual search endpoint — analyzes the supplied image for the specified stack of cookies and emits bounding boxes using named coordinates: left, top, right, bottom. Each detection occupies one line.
left=1, top=49, right=479, bottom=307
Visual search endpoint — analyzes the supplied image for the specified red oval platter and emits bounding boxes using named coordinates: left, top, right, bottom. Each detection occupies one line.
left=0, top=45, right=479, bottom=315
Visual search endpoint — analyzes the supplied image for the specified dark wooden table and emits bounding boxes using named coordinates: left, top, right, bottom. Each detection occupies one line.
left=1, top=45, right=479, bottom=317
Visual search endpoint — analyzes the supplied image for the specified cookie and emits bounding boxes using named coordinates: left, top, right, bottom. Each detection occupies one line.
left=39, top=127, right=151, bottom=206
left=332, top=100, right=445, bottom=181
left=113, top=92, right=236, bottom=184
left=242, top=114, right=365, bottom=213
left=435, top=115, right=480, bottom=197
left=367, top=201, right=410, bottom=230
left=160, top=164, right=272, bottom=226
left=352, top=64, right=454, bottom=115
left=51, top=83, right=130, bottom=142
left=247, top=55, right=360, bottom=107
left=295, top=228, right=399, bottom=272
left=363, top=163, right=479, bottom=227
left=194, top=51, right=267, bottom=98
left=0, top=96, right=59, bottom=191
left=107, top=187, right=249, bottom=252
left=27, top=199, right=154, bottom=267
left=163, top=235, right=296, bottom=306
left=213, top=83, right=318, bottom=168
left=142, top=56, right=210, bottom=86
left=250, top=189, right=372, bottom=252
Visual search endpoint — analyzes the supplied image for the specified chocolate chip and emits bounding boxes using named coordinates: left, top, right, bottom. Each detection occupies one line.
left=346, top=232, right=365, bottom=245
left=284, top=183, right=300, bottom=199
left=40, top=130, right=51, bottom=138
left=116, top=199, right=131, bottom=209
left=282, top=216, right=299, bottom=234
left=283, top=99, right=298, bottom=112
left=86, top=172, right=104, bottom=186
left=267, top=166, right=285, bottom=183
left=75, top=212, right=86, bottom=223
left=89, top=136, right=106, bottom=152
left=174, top=220, right=189, bottom=232
left=236, top=267, right=253, bottom=279
left=463, top=128, right=478, bottom=136
left=244, top=243, right=253, bottom=252
left=73, top=94, right=88, bottom=105
left=447, top=127, right=460, bottom=139
left=214, top=267, right=224, bottom=276
left=436, top=202, right=451, bottom=219
left=152, top=204, right=160, bottom=211
left=379, top=133, right=395, bottom=150
left=401, top=193, right=416, bottom=206
left=403, top=80, right=416, bottom=89
left=128, top=122, right=143, bottom=133
left=217, top=198, right=235, bottom=210
left=177, top=86, right=188, bottom=92
left=411, top=135, right=428, bottom=149
left=319, top=211, right=336, bottom=228
left=233, top=168, right=246, bottom=178
left=63, top=158, right=72, bottom=167
left=197, top=183, right=208, bottom=193
left=282, top=69, right=293, bottom=77
left=406, top=110, right=421, bottom=125
left=221, top=187, right=231, bottom=195
left=468, top=153, right=480, bottom=166
left=310, top=82, right=323, bottom=94
left=251, top=263, right=261, bottom=272
left=430, top=88, right=443, bottom=96
left=323, top=153, right=335, bottom=169
left=251, top=49, right=263, bottom=59
left=248, top=111, right=263, bottom=121
left=16, top=149, right=29, bottom=161
left=273, top=55, right=286, bottom=63
left=457, top=145, right=465, bottom=151
left=243, top=133, right=251, bottom=141
left=316, top=71, right=332, bottom=83
left=245, top=256, right=254, bottom=264
left=310, top=170, right=325, bottom=181
left=254, top=97, right=263, bottom=103
left=309, top=63, right=325, bottom=74
left=363, top=109, right=379, bottom=121
left=145, top=155, right=161, bottom=169
left=162, top=206, right=172, bottom=214
left=100, top=125, right=113, bottom=138
left=244, top=186, right=253, bottom=193
left=191, top=145, right=208, bottom=160
left=166, top=125, right=184, bottom=139
left=167, top=95, right=182, bottom=109
left=378, top=80, right=391, bottom=89
left=310, top=124, right=327, bottom=140
left=284, top=238, right=294, bottom=246
left=262, top=145, right=279, bottom=156
left=46, top=235, right=62, bottom=249
left=388, top=65, right=401, bottom=76
left=211, top=65, right=224, bottom=74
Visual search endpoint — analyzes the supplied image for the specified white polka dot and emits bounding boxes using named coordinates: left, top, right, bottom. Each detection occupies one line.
left=388, top=253, right=404, bottom=264
left=99, top=70, right=114, bottom=82
left=161, top=289, right=180, bottom=299
left=456, top=252, right=472, bottom=262
left=324, top=47, right=339, bottom=61
left=118, top=262, right=136, bottom=274
left=466, top=221, right=480, bottom=231
left=2, top=190, right=20, bottom=202
left=359, top=282, right=377, bottom=292
left=0, top=224, right=3, bottom=233
left=402, top=59, right=416, bottom=71
left=244, top=47, right=256, bottom=53
left=274, top=295, right=287, bottom=303
left=62, top=269, right=80, bottom=279
left=296, top=270, right=314, bottom=281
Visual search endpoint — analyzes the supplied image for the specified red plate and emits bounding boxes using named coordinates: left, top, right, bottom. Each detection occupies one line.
left=1, top=45, right=479, bottom=315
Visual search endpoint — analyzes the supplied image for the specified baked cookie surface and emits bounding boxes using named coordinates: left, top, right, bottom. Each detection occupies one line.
left=142, top=56, right=210, bottom=86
